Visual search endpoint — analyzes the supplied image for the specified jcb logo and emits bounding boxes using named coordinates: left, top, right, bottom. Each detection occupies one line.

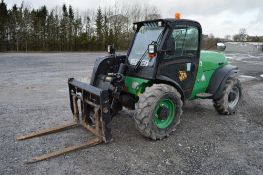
left=178, top=71, right=187, bottom=81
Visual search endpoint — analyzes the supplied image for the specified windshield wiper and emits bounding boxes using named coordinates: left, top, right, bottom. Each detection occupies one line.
left=134, top=30, right=164, bottom=72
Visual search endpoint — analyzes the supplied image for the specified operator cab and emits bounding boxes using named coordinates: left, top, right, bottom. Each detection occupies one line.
left=127, top=16, right=202, bottom=98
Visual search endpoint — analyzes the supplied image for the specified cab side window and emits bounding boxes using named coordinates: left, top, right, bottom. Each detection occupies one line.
left=163, top=26, right=199, bottom=59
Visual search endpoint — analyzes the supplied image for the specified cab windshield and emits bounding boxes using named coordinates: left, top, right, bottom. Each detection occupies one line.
left=128, top=22, right=164, bottom=66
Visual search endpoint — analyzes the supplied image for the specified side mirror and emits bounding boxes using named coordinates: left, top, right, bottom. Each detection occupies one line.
left=107, top=45, right=115, bottom=55
left=148, top=43, right=157, bottom=58
left=217, top=43, right=226, bottom=51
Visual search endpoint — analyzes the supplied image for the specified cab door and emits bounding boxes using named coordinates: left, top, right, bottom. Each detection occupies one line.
left=157, top=24, right=201, bottom=98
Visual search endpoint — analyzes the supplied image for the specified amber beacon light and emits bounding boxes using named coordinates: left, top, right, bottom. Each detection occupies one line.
left=175, top=12, right=181, bottom=20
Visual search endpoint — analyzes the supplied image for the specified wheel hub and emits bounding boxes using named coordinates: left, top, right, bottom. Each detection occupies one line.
left=228, top=86, right=240, bottom=109
left=158, top=107, right=169, bottom=120
left=228, top=92, right=236, bottom=101
left=154, top=99, right=176, bottom=129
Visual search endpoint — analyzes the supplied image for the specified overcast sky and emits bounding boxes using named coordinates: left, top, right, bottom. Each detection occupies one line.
left=5, top=0, right=263, bottom=37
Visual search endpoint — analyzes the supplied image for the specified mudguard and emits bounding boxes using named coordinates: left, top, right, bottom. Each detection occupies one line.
left=156, top=75, right=185, bottom=102
left=207, top=65, right=239, bottom=99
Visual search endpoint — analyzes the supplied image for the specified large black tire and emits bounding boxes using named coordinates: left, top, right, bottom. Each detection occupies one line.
left=213, top=77, right=242, bottom=115
left=134, top=84, right=183, bottom=140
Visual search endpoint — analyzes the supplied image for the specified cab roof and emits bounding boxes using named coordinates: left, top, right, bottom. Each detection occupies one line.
left=134, top=18, right=201, bottom=28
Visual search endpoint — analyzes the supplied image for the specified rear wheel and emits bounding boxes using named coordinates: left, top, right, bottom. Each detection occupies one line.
left=134, top=84, right=183, bottom=140
left=213, top=77, right=242, bottom=115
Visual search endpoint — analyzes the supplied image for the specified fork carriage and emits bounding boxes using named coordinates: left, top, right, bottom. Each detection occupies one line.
left=17, top=78, right=112, bottom=163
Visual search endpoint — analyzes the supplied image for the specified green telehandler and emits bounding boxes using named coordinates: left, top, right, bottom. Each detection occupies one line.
left=18, top=14, right=241, bottom=163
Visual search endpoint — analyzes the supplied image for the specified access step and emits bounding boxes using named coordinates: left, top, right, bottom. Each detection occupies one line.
left=196, top=93, right=213, bottom=99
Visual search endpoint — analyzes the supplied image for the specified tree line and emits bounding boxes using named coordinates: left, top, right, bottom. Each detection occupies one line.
left=0, top=1, right=160, bottom=52
left=232, top=28, right=263, bottom=42
left=1, top=1, right=262, bottom=52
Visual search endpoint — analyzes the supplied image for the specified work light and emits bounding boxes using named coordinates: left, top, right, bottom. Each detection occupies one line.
left=157, top=21, right=163, bottom=27
left=133, top=24, right=138, bottom=31
left=148, top=44, right=157, bottom=54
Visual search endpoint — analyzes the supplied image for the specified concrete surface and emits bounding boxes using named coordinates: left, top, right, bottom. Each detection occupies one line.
left=0, top=52, right=263, bottom=175
left=225, top=42, right=263, bottom=54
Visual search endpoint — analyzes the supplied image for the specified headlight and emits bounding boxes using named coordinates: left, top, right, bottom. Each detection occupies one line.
left=132, top=82, right=139, bottom=89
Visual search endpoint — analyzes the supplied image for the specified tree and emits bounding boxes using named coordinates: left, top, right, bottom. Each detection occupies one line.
left=234, top=28, right=248, bottom=42
left=60, top=4, right=69, bottom=51
left=0, top=0, right=8, bottom=51
left=95, top=7, right=103, bottom=50
left=46, top=10, right=59, bottom=50
left=82, top=15, right=91, bottom=50
left=85, top=16, right=91, bottom=39
left=38, top=6, right=48, bottom=50
left=68, top=5, right=74, bottom=50
left=202, top=34, right=219, bottom=50
left=103, top=14, right=109, bottom=48
left=22, top=7, right=32, bottom=52
left=73, top=11, right=82, bottom=50
left=239, top=28, right=247, bottom=42
left=9, top=4, right=24, bottom=51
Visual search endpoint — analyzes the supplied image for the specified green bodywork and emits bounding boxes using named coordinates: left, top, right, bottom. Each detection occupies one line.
left=124, top=76, right=151, bottom=96
left=189, top=50, right=228, bottom=99
left=125, top=50, right=228, bottom=99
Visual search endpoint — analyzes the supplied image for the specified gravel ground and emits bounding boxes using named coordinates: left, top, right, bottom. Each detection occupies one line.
left=0, top=52, right=263, bottom=175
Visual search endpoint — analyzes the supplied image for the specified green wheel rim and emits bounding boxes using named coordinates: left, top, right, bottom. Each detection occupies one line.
left=153, top=99, right=176, bottom=129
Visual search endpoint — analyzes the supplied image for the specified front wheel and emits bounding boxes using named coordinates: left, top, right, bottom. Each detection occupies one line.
left=213, top=77, right=242, bottom=115
left=134, top=84, right=183, bottom=140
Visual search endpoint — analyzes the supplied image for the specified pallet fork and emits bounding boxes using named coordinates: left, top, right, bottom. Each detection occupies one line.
left=17, top=78, right=112, bottom=163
